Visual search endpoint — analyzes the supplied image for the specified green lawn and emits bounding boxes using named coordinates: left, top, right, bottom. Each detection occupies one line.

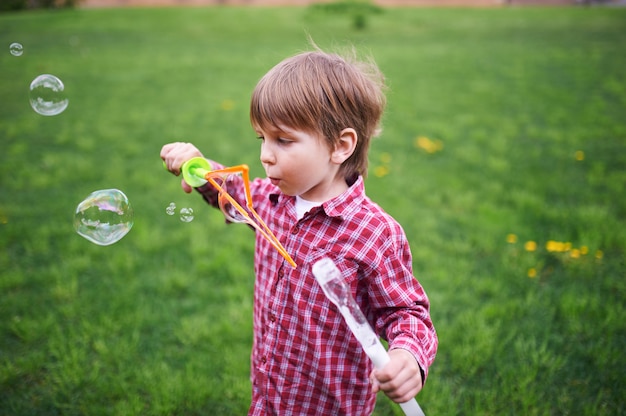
left=1, top=5, right=625, bottom=415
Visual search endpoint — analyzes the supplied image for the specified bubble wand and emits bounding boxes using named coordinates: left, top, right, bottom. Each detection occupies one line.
left=312, top=257, right=425, bottom=416
left=177, top=157, right=297, bottom=269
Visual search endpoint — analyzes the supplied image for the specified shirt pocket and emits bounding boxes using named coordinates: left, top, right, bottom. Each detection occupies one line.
left=304, top=250, right=360, bottom=290
left=300, top=249, right=361, bottom=323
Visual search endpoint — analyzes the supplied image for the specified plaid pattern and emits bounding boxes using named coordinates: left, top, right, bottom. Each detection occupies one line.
left=198, top=172, right=437, bottom=416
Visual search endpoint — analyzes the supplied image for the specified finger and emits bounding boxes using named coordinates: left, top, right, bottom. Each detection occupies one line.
left=369, top=374, right=380, bottom=393
left=160, top=144, right=180, bottom=174
left=181, top=179, right=193, bottom=193
left=373, top=359, right=402, bottom=384
left=160, top=142, right=180, bottom=161
left=381, top=373, right=421, bottom=402
left=389, top=386, right=420, bottom=404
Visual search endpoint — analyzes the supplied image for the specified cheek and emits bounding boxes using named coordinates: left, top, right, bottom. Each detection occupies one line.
left=294, top=152, right=323, bottom=176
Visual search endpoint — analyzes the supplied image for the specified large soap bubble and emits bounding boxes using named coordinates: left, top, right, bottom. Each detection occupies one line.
left=74, top=189, right=134, bottom=246
left=29, top=74, right=69, bottom=116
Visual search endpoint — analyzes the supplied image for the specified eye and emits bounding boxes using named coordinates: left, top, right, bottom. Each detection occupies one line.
left=256, top=135, right=265, bottom=141
left=277, top=137, right=292, bottom=145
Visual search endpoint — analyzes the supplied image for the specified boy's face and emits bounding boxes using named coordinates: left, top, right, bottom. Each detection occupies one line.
left=255, top=124, right=347, bottom=202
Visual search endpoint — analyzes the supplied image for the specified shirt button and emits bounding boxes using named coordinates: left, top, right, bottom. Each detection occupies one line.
left=269, top=313, right=276, bottom=322
left=261, top=356, right=267, bottom=364
left=291, top=225, right=299, bottom=234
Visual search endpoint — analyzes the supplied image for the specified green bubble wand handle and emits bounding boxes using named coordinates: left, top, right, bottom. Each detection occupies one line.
left=170, top=157, right=297, bottom=269
left=312, top=257, right=425, bottom=416
left=179, top=157, right=213, bottom=188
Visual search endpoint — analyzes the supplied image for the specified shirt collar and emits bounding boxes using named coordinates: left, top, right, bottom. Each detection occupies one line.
left=269, top=176, right=366, bottom=220
left=321, top=176, right=365, bottom=219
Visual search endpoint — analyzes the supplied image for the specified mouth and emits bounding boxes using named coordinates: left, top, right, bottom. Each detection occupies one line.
left=269, top=177, right=281, bottom=187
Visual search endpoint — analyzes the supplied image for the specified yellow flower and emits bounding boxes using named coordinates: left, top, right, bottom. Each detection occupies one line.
left=527, top=268, right=537, bottom=278
left=506, top=234, right=518, bottom=244
left=220, top=99, right=235, bottom=111
left=546, top=240, right=560, bottom=252
left=595, top=250, right=604, bottom=259
left=380, top=152, right=392, bottom=164
left=414, top=136, right=443, bottom=154
left=580, top=246, right=589, bottom=255
left=546, top=240, right=569, bottom=253
left=524, top=241, right=537, bottom=252
left=570, top=249, right=581, bottom=259
left=373, top=165, right=389, bottom=178
left=575, top=150, right=585, bottom=161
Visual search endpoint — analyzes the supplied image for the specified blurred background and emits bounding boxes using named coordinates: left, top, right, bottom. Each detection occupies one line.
left=4, top=0, right=626, bottom=11
left=1, top=1, right=625, bottom=415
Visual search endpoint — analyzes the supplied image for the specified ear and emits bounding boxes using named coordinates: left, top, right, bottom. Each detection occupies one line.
left=331, top=128, right=357, bottom=165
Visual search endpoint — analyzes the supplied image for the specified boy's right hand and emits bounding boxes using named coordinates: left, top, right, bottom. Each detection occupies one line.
left=160, top=142, right=204, bottom=193
left=160, top=142, right=204, bottom=175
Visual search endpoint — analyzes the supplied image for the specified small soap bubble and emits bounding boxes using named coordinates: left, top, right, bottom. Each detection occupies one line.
left=179, top=207, right=194, bottom=223
left=74, top=189, right=134, bottom=246
left=10, top=42, right=23, bottom=56
left=166, top=202, right=176, bottom=216
left=29, top=74, right=69, bottom=116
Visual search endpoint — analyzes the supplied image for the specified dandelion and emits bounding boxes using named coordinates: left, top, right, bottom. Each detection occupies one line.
left=506, top=234, right=517, bottom=244
left=575, top=150, right=585, bottom=161
left=414, top=136, right=443, bottom=154
left=580, top=246, right=589, bottom=255
left=220, top=99, right=235, bottom=111
left=524, top=241, right=537, bottom=252
left=527, top=268, right=537, bottom=278
left=546, top=240, right=569, bottom=253
left=546, top=240, right=560, bottom=252
left=595, top=250, right=604, bottom=260
left=570, top=249, right=581, bottom=259
left=380, top=152, right=392, bottom=164
left=373, top=165, right=389, bottom=178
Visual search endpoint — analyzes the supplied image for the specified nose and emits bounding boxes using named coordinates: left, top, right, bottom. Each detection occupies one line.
left=260, top=140, right=276, bottom=165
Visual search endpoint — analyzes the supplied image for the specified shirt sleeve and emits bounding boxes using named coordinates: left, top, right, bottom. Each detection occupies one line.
left=367, top=221, right=438, bottom=382
left=194, top=160, right=224, bottom=208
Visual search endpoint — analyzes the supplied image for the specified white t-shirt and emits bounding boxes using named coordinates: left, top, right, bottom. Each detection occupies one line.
left=295, top=196, right=321, bottom=220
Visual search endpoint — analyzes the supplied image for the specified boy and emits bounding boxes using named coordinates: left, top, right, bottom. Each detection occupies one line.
left=161, top=47, right=437, bottom=415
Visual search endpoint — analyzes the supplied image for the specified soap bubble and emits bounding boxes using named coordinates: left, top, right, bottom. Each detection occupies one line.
left=166, top=202, right=176, bottom=215
left=219, top=197, right=248, bottom=223
left=218, top=175, right=248, bottom=223
left=10, top=42, right=23, bottom=56
left=74, top=189, right=134, bottom=246
left=29, top=74, right=69, bottom=116
left=179, top=207, right=194, bottom=223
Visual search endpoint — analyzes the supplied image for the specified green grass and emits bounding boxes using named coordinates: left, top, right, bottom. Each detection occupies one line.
left=1, top=5, right=625, bottom=415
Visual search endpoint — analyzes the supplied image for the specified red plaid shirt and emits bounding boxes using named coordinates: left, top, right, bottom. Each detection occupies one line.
left=198, top=171, right=437, bottom=416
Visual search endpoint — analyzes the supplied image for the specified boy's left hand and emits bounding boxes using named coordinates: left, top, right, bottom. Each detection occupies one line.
left=369, top=348, right=423, bottom=403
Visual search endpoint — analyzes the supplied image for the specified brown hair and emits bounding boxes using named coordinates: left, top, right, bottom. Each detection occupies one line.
left=250, top=48, right=386, bottom=179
